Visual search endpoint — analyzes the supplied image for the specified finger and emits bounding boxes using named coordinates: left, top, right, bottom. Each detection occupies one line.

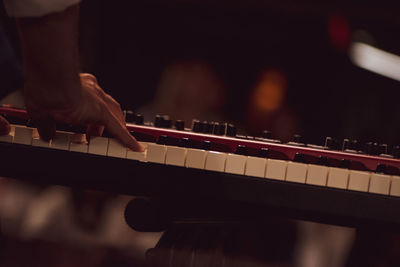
left=80, top=73, right=98, bottom=84
left=86, top=123, right=104, bottom=138
left=35, top=118, right=56, bottom=141
left=104, top=95, right=126, bottom=123
left=103, top=110, right=143, bottom=152
left=94, top=84, right=125, bottom=123
left=0, top=116, right=10, bottom=135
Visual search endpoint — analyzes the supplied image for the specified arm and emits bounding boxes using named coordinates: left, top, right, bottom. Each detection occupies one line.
left=7, top=3, right=142, bottom=151
left=18, top=4, right=81, bottom=112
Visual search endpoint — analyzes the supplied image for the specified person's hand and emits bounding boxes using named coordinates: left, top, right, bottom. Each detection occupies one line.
left=26, top=73, right=143, bottom=152
left=0, top=116, right=10, bottom=135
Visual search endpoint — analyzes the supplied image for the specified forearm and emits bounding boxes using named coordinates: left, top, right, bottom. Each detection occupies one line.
left=18, top=4, right=81, bottom=111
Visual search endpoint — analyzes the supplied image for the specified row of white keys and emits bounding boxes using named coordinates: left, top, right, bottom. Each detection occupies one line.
left=5, top=125, right=400, bottom=198
left=10, top=125, right=90, bottom=153
left=141, top=143, right=400, bottom=197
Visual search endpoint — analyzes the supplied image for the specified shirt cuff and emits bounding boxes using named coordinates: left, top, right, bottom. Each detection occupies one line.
left=4, top=0, right=81, bottom=17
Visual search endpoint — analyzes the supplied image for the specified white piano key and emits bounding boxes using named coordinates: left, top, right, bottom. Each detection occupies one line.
left=245, top=156, right=266, bottom=178
left=306, top=164, right=328, bottom=186
left=146, top=143, right=167, bottom=164
left=327, top=167, right=349, bottom=189
left=165, top=146, right=187, bottom=167
left=32, top=137, right=51, bottom=147
left=13, top=126, right=33, bottom=145
left=88, top=136, right=109, bottom=156
left=69, top=134, right=88, bottom=153
left=0, top=125, right=14, bottom=143
left=225, top=154, right=247, bottom=175
left=348, top=170, right=370, bottom=192
left=185, top=148, right=207, bottom=169
left=265, top=159, right=287, bottom=180
left=31, top=128, right=51, bottom=147
left=205, top=151, right=227, bottom=172
left=390, top=176, right=400, bottom=197
left=127, top=150, right=147, bottom=161
left=126, top=142, right=148, bottom=162
left=286, top=162, right=308, bottom=183
left=107, top=138, right=127, bottom=158
left=51, top=131, right=72, bottom=150
left=369, top=173, right=391, bottom=195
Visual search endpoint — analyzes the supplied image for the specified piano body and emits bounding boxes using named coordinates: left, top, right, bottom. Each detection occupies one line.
left=1, top=106, right=400, bottom=230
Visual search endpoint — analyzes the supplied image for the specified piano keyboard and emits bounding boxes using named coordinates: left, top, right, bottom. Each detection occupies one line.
left=1, top=123, right=400, bottom=197
left=2, top=106, right=400, bottom=227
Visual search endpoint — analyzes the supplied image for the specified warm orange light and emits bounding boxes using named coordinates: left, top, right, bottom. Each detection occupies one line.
left=250, top=69, right=287, bottom=112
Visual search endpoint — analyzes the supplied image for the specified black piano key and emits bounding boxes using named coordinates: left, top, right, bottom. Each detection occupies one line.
left=258, top=148, right=269, bottom=158
left=266, top=150, right=289, bottom=160
left=164, top=136, right=180, bottom=146
left=376, top=164, right=387, bottom=174
left=202, top=140, right=212, bottom=150
left=156, top=135, right=168, bottom=145
left=293, top=153, right=306, bottom=163
left=339, top=159, right=351, bottom=169
left=179, top=138, right=189, bottom=148
left=316, top=156, right=329, bottom=166
left=130, top=131, right=156, bottom=142
left=374, top=164, right=400, bottom=176
left=235, top=145, right=248, bottom=155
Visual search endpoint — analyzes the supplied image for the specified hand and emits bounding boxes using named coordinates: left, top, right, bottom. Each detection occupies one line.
left=26, top=73, right=143, bottom=152
left=0, top=116, right=10, bottom=135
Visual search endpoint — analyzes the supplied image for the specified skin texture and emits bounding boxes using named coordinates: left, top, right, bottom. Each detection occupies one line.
left=12, top=4, right=143, bottom=151
left=0, top=116, right=10, bottom=136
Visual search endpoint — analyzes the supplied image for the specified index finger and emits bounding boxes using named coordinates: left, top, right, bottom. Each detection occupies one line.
left=103, top=109, right=144, bottom=152
left=0, top=116, right=11, bottom=135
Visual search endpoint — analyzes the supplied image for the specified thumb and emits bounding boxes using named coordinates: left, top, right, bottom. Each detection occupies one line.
left=0, top=116, right=10, bottom=135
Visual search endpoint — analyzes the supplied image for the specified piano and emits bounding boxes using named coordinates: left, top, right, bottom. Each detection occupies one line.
left=1, top=105, right=400, bottom=230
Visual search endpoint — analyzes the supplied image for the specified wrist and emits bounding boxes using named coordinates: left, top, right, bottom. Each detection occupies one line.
left=24, top=78, right=81, bottom=114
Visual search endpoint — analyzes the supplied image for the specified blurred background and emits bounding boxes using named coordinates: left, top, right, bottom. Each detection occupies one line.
left=1, top=0, right=400, bottom=266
